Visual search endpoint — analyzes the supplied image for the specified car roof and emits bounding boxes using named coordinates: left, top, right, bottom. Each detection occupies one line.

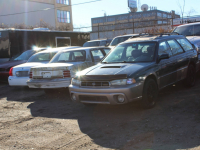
left=177, top=22, right=200, bottom=27
left=61, top=46, right=110, bottom=52
left=124, top=35, right=185, bottom=44
left=86, top=39, right=110, bottom=42
left=113, top=34, right=139, bottom=39
left=33, top=46, right=80, bottom=54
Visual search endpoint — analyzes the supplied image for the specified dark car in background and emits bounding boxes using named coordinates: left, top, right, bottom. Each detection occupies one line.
left=0, top=48, right=45, bottom=81
left=83, top=39, right=112, bottom=47
left=69, top=34, right=198, bottom=109
left=172, top=22, right=200, bottom=70
left=109, top=34, right=139, bottom=49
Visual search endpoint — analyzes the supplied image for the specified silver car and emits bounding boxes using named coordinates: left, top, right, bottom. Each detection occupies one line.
left=27, top=47, right=110, bottom=92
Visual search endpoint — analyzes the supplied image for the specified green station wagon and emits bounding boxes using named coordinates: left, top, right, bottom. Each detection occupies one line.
left=69, top=34, right=198, bottom=109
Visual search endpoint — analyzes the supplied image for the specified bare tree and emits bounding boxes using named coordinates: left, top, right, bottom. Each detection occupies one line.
left=187, top=7, right=197, bottom=17
left=177, top=0, right=185, bottom=24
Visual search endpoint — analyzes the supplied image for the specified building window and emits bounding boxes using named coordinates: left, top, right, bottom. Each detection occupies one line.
left=57, top=10, right=71, bottom=23
left=57, top=0, right=69, bottom=5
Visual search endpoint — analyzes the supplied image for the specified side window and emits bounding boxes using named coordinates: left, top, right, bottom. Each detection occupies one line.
left=167, top=40, right=184, bottom=55
left=58, top=52, right=70, bottom=61
left=176, top=39, right=193, bottom=51
left=158, top=42, right=172, bottom=56
left=103, top=49, right=110, bottom=55
left=91, top=49, right=104, bottom=62
left=73, top=51, right=85, bottom=61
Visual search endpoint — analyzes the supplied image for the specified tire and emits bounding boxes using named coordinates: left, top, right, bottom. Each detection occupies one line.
left=141, top=79, right=158, bottom=109
left=185, top=64, right=196, bottom=87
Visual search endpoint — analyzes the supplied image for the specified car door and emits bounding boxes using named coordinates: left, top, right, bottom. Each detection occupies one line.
left=176, top=38, right=195, bottom=80
left=167, top=39, right=187, bottom=82
left=157, top=41, right=177, bottom=88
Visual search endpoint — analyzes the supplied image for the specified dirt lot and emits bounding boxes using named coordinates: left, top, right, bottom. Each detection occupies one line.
left=0, top=78, right=200, bottom=150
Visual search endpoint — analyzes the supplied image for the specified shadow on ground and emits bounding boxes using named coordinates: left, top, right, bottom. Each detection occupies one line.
left=1, top=79, right=200, bottom=150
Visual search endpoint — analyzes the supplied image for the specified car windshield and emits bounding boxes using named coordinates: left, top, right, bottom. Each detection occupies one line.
left=102, top=42, right=156, bottom=63
left=83, top=41, right=100, bottom=47
left=13, top=50, right=36, bottom=61
left=110, top=36, right=132, bottom=46
left=50, top=50, right=86, bottom=63
left=173, top=25, right=200, bottom=36
left=27, top=52, right=57, bottom=62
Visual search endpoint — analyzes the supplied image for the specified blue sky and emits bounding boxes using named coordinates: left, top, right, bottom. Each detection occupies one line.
left=71, top=0, right=200, bottom=31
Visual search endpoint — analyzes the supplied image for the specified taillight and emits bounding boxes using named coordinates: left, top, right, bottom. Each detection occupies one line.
left=9, top=67, right=13, bottom=76
left=63, top=70, right=71, bottom=78
left=29, top=72, right=32, bottom=78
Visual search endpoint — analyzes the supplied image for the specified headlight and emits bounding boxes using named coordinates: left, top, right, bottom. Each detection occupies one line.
left=71, top=78, right=81, bottom=86
left=110, top=78, right=136, bottom=85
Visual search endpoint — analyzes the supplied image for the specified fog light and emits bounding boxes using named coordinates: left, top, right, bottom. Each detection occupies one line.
left=117, top=95, right=125, bottom=103
left=71, top=94, right=76, bottom=101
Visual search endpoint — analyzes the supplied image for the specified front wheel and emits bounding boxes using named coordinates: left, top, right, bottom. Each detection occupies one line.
left=141, top=79, right=158, bottom=109
left=185, top=64, right=196, bottom=87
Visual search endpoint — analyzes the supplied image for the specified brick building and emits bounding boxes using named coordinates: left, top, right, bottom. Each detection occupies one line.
left=0, top=0, right=73, bottom=30
left=91, top=10, right=180, bottom=40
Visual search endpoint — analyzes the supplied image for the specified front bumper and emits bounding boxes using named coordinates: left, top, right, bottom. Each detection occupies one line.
left=27, top=78, right=71, bottom=89
left=8, top=76, right=29, bottom=86
left=69, top=82, right=143, bottom=105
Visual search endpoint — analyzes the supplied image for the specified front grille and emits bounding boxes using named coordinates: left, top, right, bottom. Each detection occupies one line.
left=16, top=71, right=29, bottom=77
left=81, top=81, right=110, bottom=87
left=79, top=95, right=108, bottom=102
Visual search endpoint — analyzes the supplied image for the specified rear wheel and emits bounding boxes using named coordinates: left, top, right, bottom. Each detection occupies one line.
left=141, top=79, right=158, bottom=109
left=185, top=64, right=196, bottom=87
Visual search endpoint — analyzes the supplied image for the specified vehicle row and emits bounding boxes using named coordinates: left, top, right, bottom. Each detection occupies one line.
left=7, top=46, right=110, bottom=88
left=2, top=27, right=200, bottom=109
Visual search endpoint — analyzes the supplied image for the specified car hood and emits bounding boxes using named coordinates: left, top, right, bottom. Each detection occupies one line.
left=186, top=36, right=200, bottom=46
left=79, top=63, right=154, bottom=77
left=0, top=60, right=27, bottom=70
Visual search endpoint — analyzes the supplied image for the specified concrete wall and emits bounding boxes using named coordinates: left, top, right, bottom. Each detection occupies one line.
left=0, top=0, right=56, bottom=28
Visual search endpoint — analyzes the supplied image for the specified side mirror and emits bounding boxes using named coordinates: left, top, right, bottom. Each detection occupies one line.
left=158, top=54, right=169, bottom=63
left=105, top=43, right=110, bottom=47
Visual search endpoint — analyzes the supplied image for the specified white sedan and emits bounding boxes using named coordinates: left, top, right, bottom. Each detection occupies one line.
left=27, top=47, right=110, bottom=90
left=8, top=47, right=79, bottom=86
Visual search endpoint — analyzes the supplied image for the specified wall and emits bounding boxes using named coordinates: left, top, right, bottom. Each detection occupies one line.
left=0, top=0, right=56, bottom=27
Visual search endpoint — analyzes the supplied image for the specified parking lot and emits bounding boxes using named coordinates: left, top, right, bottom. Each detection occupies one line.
left=0, top=76, right=200, bottom=150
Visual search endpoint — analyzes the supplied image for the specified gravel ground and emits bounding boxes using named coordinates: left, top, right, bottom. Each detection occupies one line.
left=0, top=78, right=200, bottom=150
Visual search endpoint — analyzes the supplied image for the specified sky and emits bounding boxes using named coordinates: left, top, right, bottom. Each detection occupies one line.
left=71, top=0, right=200, bottom=31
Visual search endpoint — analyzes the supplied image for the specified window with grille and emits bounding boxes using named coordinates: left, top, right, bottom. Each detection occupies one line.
left=56, top=0, right=69, bottom=5
left=57, top=10, right=71, bottom=23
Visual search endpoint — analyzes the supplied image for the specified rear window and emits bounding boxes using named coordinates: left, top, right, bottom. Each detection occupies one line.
left=28, top=52, right=57, bottom=62
left=50, top=50, right=86, bottom=63
left=83, top=41, right=100, bottom=47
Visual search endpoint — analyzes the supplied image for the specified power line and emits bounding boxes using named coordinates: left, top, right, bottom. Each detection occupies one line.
left=0, top=0, right=102, bottom=17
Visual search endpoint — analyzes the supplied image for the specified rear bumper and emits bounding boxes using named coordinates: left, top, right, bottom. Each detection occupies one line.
left=8, top=76, right=29, bottom=86
left=27, top=78, right=71, bottom=89
left=69, top=82, right=143, bottom=105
